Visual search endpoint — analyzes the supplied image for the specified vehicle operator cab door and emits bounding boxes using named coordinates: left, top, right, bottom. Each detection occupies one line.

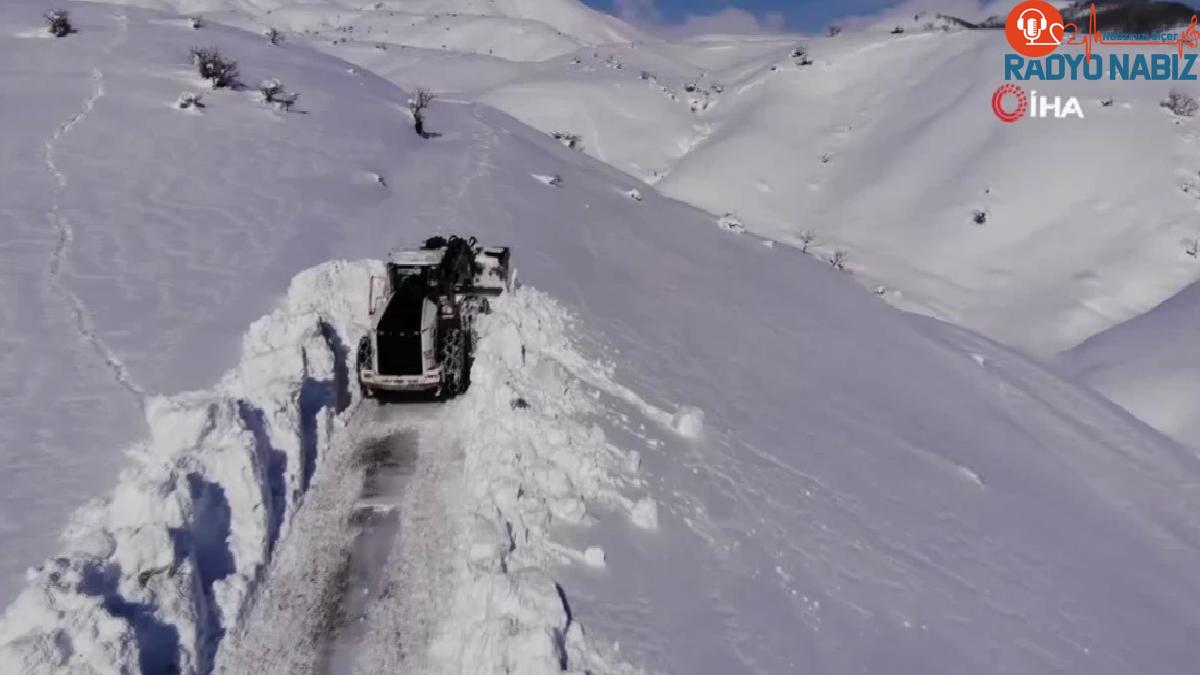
left=420, top=296, right=438, bottom=374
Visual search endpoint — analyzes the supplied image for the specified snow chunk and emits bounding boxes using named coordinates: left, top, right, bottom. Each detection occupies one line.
left=671, top=406, right=705, bottom=439
left=584, top=546, right=607, bottom=568
left=631, top=497, right=658, bottom=530
left=532, top=173, right=563, bottom=187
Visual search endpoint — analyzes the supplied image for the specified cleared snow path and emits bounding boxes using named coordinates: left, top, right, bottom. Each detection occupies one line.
left=216, top=400, right=450, bottom=675
left=218, top=282, right=662, bottom=675
left=215, top=273, right=656, bottom=675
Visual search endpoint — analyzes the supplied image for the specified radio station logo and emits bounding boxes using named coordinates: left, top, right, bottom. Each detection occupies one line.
left=1005, top=1, right=1064, bottom=58
left=992, top=1, right=1200, bottom=122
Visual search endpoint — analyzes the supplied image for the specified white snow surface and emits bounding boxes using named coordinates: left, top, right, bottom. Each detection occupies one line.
left=3, top=2, right=1200, bottom=675
left=1063, top=279, right=1200, bottom=449
left=328, top=24, right=1200, bottom=360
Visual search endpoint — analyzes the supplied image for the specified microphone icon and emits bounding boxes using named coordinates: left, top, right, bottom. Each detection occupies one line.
left=1018, top=8, right=1049, bottom=43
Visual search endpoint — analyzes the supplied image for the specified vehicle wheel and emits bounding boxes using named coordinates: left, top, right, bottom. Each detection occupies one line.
left=440, top=326, right=467, bottom=398
left=357, top=336, right=371, bottom=369
left=357, top=336, right=374, bottom=400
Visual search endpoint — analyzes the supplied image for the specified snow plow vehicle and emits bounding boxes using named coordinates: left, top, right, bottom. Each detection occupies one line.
left=357, top=236, right=511, bottom=399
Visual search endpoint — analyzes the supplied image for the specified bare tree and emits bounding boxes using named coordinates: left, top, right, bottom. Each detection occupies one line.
left=830, top=249, right=848, bottom=270
left=799, top=231, right=816, bottom=253
left=409, top=88, right=436, bottom=138
left=191, top=47, right=240, bottom=89
left=45, top=10, right=73, bottom=37
left=1163, top=88, right=1198, bottom=117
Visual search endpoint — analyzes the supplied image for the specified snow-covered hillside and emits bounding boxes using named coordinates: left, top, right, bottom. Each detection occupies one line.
left=1064, top=278, right=1200, bottom=449
left=249, top=8, right=1196, bottom=361
left=4, top=1, right=1200, bottom=674
left=275, top=5, right=1200, bottom=447
left=79, top=0, right=641, bottom=60
left=453, top=32, right=1200, bottom=359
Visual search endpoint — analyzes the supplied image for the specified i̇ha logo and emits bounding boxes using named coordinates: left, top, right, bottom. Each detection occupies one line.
left=991, top=83, right=1084, bottom=122
left=992, top=84, right=1028, bottom=122
left=1005, top=0, right=1065, bottom=58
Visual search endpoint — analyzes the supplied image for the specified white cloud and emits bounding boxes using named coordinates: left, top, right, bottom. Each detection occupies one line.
left=613, top=0, right=662, bottom=25
left=613, top=1, right=789, bottom=37
left=671, top=8, right=788, bottom=36
left=837, top=0, right=1008, bottom=29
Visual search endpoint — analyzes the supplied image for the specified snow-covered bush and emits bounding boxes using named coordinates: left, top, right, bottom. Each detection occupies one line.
left=792, top=46, right=813, bottom=66
left=973, top=209, right=988, bottom=226
left=552, top=132, right=583, bottom=150
left=891, top=26, right=906, bottom=34
left=1186, top=237, right=1199, bottom=257
left=409, top=87, right=437, bottom=138
left=265, top=27, right=284, bottom=45
left=626, top=188, right=644, bottom=202
left=1100, top=97, right=1114, bottom=107
left=828, top=25, right=843, bottom=37
left=830, top=249, right=849, bottom=270
left=258, top=79, right=299, bottom=110
left=190, top=16, right=203, bottom=29
left=820, top=152, right=833, bottom=164
left=799, top=230, right=816, bottom=252
left=1162, top=88, right=1198, bottom=116
left=176, top=92, right=205, bottom=110
left=191, top=47, right=240, bottom=89
left=718, top=213, right=746, bottom=234
left=44, top=10, right=73, bottom=38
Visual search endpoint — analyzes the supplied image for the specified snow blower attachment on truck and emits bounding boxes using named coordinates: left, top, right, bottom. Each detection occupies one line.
left=357, top=236, right=512, bottom=399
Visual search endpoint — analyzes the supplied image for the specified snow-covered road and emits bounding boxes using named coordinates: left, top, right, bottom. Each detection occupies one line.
left=219, top=400, right=456, bottom=675
left=218, top=282, right=656, bottom=675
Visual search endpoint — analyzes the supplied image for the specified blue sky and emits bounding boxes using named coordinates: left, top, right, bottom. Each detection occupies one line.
left=581, top=0, right=909, bottom=31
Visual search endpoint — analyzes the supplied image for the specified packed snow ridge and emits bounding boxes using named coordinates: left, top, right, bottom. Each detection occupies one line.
left=0, top=262, right=657, bottom=675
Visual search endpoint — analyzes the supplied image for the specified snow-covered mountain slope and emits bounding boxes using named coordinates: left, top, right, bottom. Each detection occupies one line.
left=291, top=20, right=1198, bottom=360
left=455, top=31, right=1200, bottom=359
left=5, top=3, right=1200, bottom=675
left=79, top=0, right=641, bottom=60
left=1063, top=278, right=1200, bottom=449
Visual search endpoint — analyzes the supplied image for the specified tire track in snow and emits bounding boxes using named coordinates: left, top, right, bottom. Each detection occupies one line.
left=446, top=105, right=499, bottom=235
left=42, top=55, right=145, bottom=404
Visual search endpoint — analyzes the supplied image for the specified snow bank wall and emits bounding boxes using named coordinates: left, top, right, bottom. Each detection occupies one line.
left=0, top=260, right=378, bottom=675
